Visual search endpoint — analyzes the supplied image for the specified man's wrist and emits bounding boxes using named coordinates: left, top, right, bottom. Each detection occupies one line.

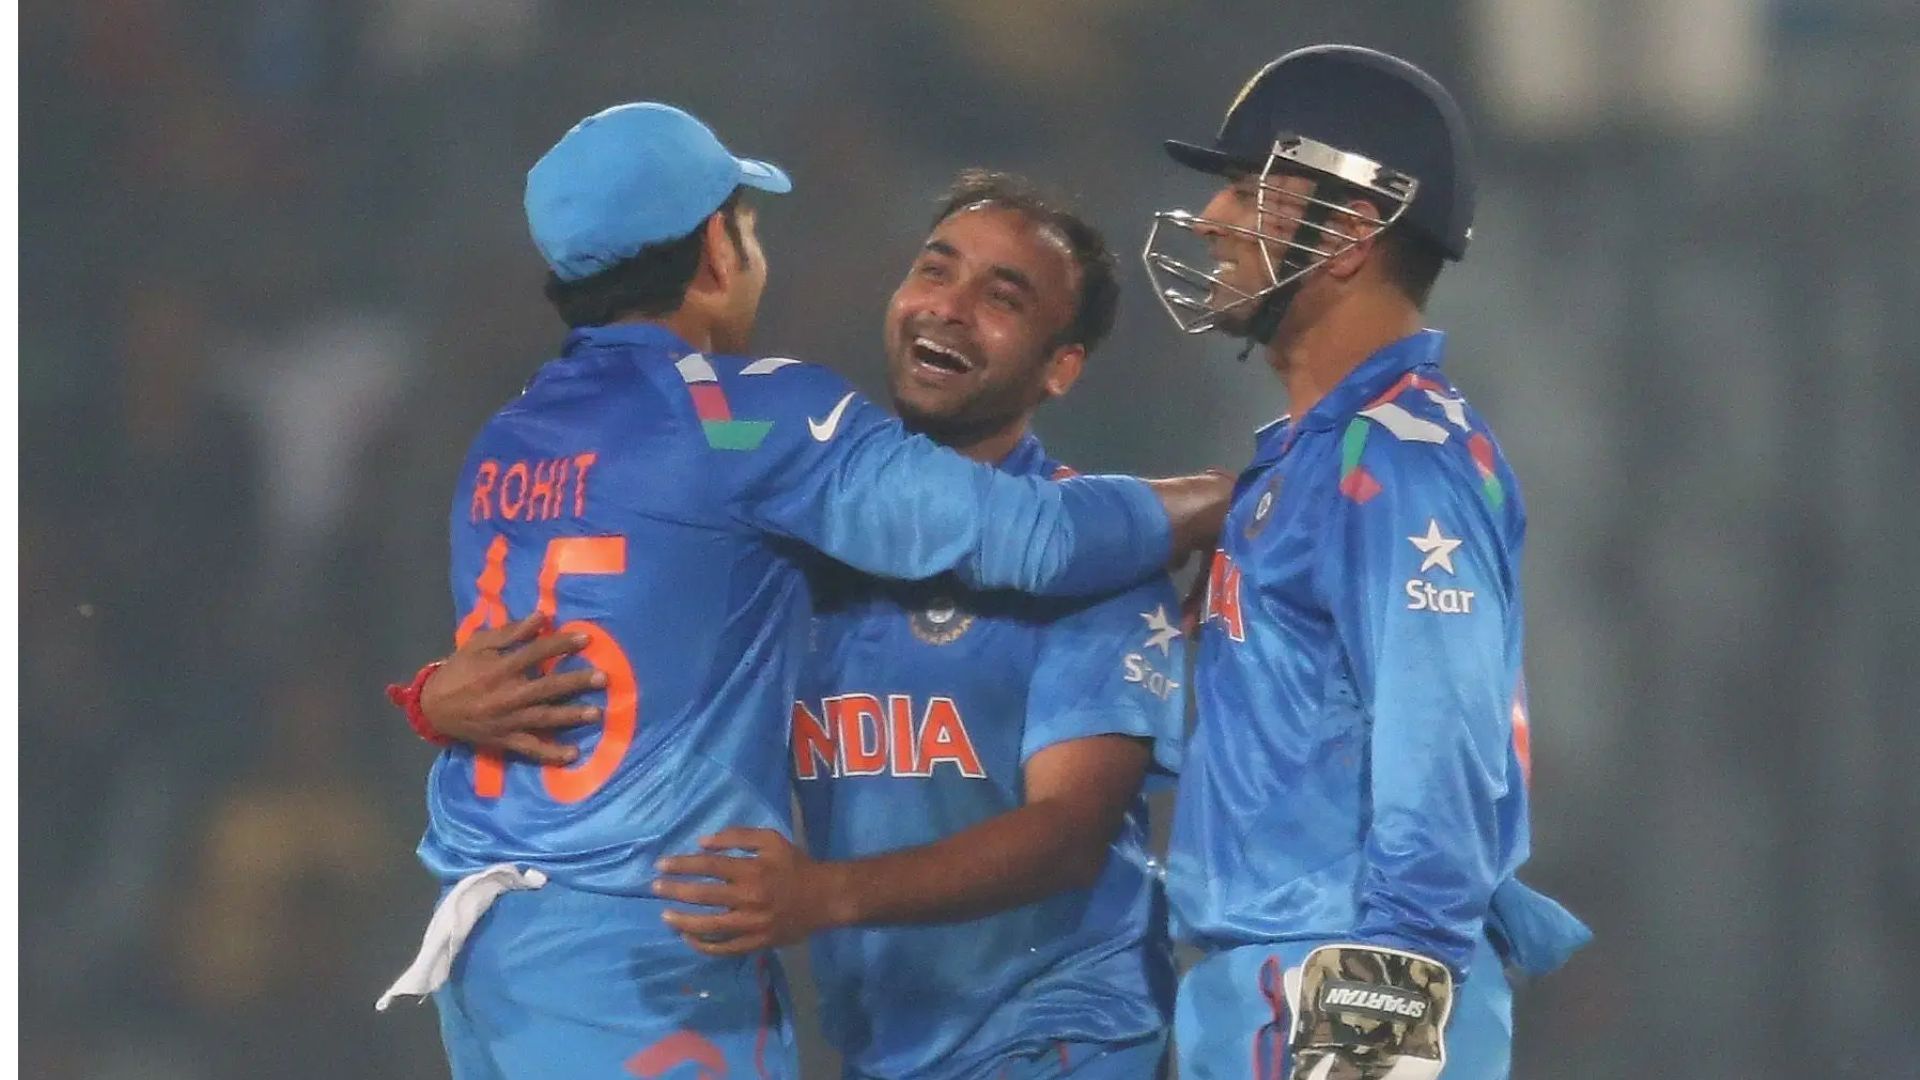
left=387, top=659, right=452, bottom=746
left=810, top=860, right=862, bottom=931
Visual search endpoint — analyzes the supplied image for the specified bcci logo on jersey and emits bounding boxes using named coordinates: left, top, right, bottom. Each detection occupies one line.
left=1243, top=474, right=1281, bottom=540
left=910, top=595, right=975, bottom=645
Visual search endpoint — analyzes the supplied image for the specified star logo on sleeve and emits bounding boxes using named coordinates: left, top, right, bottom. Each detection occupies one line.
left=1408, top=519, right=1464, bottom=575
left=1140, top=605, right=1183, bottom=656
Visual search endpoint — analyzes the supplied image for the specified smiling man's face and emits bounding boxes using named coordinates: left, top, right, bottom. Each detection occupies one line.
left=1189, top=171, right=1319, bottom=336
left=882, top=204, right=1082, bottom=448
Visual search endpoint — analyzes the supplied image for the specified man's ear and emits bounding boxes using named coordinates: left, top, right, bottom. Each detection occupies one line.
left=1041, top=343, right=1086, bottom=399
left=689, top=211, right=735, bottom=296
left=1322, top=197, right=1384, bottom=282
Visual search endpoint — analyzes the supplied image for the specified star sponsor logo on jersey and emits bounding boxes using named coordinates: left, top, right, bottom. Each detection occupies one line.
left=1123, top=652, right=1182, bottom=701
left=1405, top=518, right=1476, bottom=614
left=1408, top=519, right=1463, bottom=574
left=1124, top=604, right=1184, bottom=701
left=1406, top=579, right=1476, bottom=614
left=1243, top=474, right=1282, bottom=540
left=910, top=594, right=975, bottom=645
left=1138, top=605, right=1182, bottom=656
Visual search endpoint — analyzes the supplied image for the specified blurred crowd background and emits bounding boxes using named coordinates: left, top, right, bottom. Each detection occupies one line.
left=19, top=1, right=1920, bottom=1077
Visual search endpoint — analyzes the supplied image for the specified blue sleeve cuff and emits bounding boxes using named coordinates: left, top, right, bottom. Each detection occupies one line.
left=1026, top=476, right=1171, bottom=597
left=1350, top=904, right=1478, bottom=982
left=1486, top=877, right=1592, bottom=977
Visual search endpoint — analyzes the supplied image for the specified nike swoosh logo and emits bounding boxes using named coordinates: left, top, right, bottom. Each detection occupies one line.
left=808, top=392, right=857, bottom=442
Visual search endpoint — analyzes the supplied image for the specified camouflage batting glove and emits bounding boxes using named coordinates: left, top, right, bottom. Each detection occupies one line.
left=1286, top=943, right=1454, bottom=1080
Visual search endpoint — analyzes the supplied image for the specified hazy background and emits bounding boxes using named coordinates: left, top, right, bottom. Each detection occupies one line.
left=19, top=1, right=1920, bottom=1076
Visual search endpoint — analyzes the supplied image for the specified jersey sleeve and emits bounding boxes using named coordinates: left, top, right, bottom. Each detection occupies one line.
left=1315, top=429, right=1519, bottom=977
left=1021, top=574, right=1187, bottom=776
left=1485, top=876, right=1592, bottom=977
left=723, top=360, right=1172, bottom=596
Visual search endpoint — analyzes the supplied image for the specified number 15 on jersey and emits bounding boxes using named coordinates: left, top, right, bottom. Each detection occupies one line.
left=455, top=534, right=638, bottom=804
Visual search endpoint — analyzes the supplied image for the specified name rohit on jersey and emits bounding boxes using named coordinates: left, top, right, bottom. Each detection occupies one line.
left=469, top=452, right=599, bottom=523
left=792, top=695, right=984, bottom=781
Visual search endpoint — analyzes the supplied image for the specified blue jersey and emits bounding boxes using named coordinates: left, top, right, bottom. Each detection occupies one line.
left=1169, top=330, right=1529, bottom=979
left=794, top=434, right=1186, bottom=1080
left=419, top=323, right=1173, bottom=895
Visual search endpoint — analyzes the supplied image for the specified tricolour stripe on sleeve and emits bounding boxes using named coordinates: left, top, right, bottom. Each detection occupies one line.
left=673, top=353, right=772, bottom=450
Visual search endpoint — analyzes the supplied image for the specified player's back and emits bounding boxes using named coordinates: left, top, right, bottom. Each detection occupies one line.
left=421, top=324, right=810, bottom=895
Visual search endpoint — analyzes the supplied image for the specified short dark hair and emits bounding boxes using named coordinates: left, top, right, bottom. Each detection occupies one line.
left=1310, top=180, right=1447, bottom=309
left=931, top=169, right=1119, bottom=355
left=1375, top=228, right=1446, bottom=309
left=544, top=189, right=746, bottom=328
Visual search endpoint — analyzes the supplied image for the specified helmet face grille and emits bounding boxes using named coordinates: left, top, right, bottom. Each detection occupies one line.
left=1143, top=134, right=1419, bottom=338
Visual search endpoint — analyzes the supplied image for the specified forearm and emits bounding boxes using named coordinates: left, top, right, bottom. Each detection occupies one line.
left=656, top=738, right=1150, bottom=953
left=1353, top=882, right=1483, bottom=973
left=817, top=798, right=1112, bottom=928
left=957, top=473, right=1173, bottom=597
left=763, top=428, right=1175, bottom=596
left=1354, top=793, right=1504, bottom=975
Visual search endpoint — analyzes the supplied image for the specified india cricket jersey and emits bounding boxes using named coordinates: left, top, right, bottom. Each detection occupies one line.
left=1169, top=330, right=1530, bottom=979
left=418, top=323, right=1174, bottom=896
left=795, top=434, right=1186, bottom=1080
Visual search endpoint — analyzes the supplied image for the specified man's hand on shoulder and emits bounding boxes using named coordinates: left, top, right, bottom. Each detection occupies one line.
left=417, top=613, right=604, bottom=765
left=1147, top=469, right=1232, bottom=562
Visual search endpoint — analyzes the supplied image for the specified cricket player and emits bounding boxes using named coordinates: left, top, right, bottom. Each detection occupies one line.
left=1140, top=46, right=1591, bottom=1078
left=376, top=103, right=1226, bottom=1080
left=653, top=171, right=1184, bottom=1079
left=414, top=171, right=1187, bottom=1079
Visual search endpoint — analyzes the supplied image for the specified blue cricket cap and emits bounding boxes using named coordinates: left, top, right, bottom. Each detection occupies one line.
left=526, top=102, right=792, bottom=282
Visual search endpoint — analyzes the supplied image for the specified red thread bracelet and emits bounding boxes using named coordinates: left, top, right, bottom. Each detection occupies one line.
left=387, top=660, right=453, bottom=747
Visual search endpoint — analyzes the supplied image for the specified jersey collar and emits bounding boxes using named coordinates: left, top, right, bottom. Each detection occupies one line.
left=561, top=321, right=697, bottom=358
left=1297, top=329, right=1446, bottom=432
left=993, top=431, right=1056, bottom=478
left=1250, top=329, right=1446, bottom=460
